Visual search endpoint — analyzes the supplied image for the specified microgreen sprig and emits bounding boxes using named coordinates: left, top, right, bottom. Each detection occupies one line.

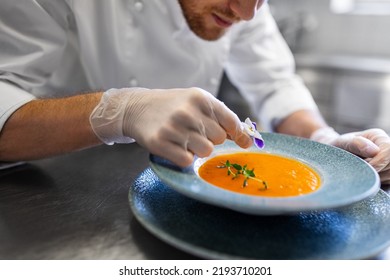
left=217, top=160, right=268, bottom=190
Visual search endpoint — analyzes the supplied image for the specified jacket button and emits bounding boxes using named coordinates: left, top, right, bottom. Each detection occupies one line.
left=210, top=78, right=219, bottom=86
left=129, top=78, right=138, bottom=87
left=134, top=1, right=143, bottom=12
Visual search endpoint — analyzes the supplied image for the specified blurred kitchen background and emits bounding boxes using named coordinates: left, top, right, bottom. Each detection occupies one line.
left=219, top=0, right=390, bottom=134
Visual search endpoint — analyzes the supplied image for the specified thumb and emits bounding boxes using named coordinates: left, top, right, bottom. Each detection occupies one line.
left=333, top=135, right=380, bottom=158
left=227, top=122, right=253, bottom=149
left=208, top=94, right=253, bottom=149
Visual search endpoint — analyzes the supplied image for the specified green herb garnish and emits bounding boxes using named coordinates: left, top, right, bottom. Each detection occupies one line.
left=217, top=160, right=268, bottom=190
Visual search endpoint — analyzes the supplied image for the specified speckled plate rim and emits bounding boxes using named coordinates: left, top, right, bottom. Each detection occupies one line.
left=129, top=169, right=390, bottom=260
left=129, top=201, right=241, bottom=260
left=150, top=133, right=380, bottom=215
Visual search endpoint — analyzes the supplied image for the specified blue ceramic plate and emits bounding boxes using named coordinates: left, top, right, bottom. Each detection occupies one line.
left=149, top=133, right=380, bottom=215
left=129, top=169, right=390, bottom=259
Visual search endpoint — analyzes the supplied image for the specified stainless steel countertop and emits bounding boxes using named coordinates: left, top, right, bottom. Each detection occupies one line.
left=295, top=53, right=390, bottom=74
left=0, top=143, right=389, bottom=260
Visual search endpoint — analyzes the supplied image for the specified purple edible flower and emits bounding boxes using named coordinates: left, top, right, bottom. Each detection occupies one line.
left=242, top=118, right=265, bottom=149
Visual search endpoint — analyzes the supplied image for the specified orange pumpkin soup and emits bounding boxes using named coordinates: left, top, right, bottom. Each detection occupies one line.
left=198, top=152, right=321, bottom=197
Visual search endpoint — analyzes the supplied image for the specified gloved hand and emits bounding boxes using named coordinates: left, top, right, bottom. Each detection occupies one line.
left=90, top=87, right=253, bottom=167
left=310, top=127, right=390, bottom=184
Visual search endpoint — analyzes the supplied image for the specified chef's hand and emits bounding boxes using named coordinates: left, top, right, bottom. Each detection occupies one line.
left=90, top=87, right=252, bottom=167
left=311, top=127, right=390, bottom=184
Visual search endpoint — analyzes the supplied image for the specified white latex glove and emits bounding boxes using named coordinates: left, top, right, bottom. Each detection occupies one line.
left=310, top=127, right=390, bottom=184
left=90, top=87, right=253, bottom=167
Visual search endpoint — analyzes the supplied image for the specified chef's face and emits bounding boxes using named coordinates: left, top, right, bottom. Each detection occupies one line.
left=178, top=0, right=265, bottom=41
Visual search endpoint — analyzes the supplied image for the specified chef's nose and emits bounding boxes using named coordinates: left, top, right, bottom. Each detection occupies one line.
left=229, top=0, right=264, bottom=21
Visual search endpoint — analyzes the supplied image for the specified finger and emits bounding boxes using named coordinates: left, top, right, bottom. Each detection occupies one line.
left=170, top=102, right=228, bottom=145
left=202, top=116, right=227, bottom=144
left=380, top=162, right=390, bottom=172
left=195, top=88, right=252, bottom=148
left=334, top=135, right=380, bottom=158
left=146, top=122, right=195, bottom=166
left=379, top=169, right=390, bottom=183
left=187, top=132, right=214, bottom=158
left=356, top=128, right=389, bottom=145
left=208, top=98, right=252, bottom=148
left=344, top=129, right=390, bottom=172
left=364, top=132, right=390, bottom=171
left=367, top=149, right=390, bottom=172
left=149, top=140, right=194, bottom=167
left=150, top=119, right=214, bottom=166
left=228, top=127, right=254, bottom=148
left=196, top=88, right=239, bottom=134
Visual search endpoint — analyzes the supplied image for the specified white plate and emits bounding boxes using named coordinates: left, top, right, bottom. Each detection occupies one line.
left=149, top=133, right=380, bottom=215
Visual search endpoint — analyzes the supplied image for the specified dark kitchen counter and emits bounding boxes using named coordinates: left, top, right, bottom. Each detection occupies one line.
left=0, top=142, right=389, bottom=260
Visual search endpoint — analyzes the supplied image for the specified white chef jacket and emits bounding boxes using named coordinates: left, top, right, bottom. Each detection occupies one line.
left=0, top=0, right=318, bottom=133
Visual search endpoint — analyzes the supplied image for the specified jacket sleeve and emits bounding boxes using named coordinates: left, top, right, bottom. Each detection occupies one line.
left=0, top=0, right=70, bottom=131
left=225, top=4, right=319, bottom=132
